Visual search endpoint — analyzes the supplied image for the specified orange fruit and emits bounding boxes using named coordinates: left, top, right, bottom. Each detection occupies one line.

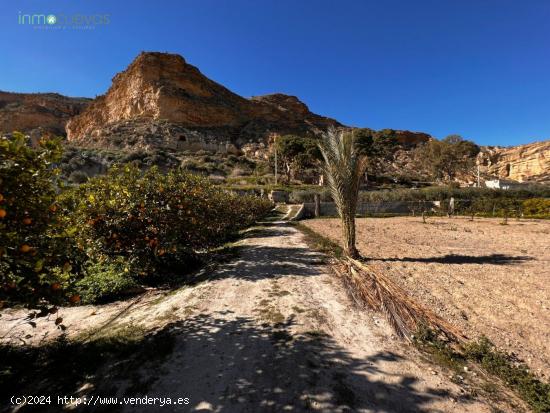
left=51, top=283, right=62, bottom=291
left=22, top=217, right=32, bottom=225
left=19, top=244, right=32, bottom=253
left=69, top=294, right=81, bottom=304
left=0, top=209, right=6, bottom=219
left=0, top=194, right=3, bottom=201
left=49, top=205, right=57, bottom=213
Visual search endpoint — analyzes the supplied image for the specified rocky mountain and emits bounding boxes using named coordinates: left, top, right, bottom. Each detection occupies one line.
left=0, top=91, right=89, bottom=137
left=66, top=52, right=341, bottom=150
left=2, top=51, right=548, bottom=183
left=478, top=140, right=550, bottom=183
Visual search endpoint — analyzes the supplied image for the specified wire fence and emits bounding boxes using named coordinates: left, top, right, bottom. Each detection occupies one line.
left=303, top=199, right=549, bottom=220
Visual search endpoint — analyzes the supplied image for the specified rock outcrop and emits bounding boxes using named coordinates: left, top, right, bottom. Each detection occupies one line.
left=3, top=51, right=548, bottom=183
left=478, top=140, right=550, bottom=183
left=0, top=91, right=89, bottom=136
left=66, top=52, right=341, bottom=149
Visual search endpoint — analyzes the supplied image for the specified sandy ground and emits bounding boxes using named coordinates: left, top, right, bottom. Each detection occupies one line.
left=0, top=217, right=525, bottom=412
left=302, top=216, right=550, bottom=379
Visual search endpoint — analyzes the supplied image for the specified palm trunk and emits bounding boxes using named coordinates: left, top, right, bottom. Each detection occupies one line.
left=341, top=210, right=359, bottom=258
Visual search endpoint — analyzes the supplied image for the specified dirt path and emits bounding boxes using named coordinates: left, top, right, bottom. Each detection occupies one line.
left=121, top=220, right=505, bottom=412
left=1, top=218, right=520, bottom=412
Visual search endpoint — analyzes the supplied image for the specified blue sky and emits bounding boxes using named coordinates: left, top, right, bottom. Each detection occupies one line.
left=1, top=0, right=549, bottom=146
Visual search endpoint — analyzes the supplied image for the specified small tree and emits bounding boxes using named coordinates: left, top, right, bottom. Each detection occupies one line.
left=318, top=128, right=368, bottom=258
left=275, top=135, right=320, bottom=184
left=414, top=135, right=479, bottom=182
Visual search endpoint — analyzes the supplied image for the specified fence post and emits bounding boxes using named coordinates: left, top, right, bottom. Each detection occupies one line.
left=314, top=193, right=321, bottom=217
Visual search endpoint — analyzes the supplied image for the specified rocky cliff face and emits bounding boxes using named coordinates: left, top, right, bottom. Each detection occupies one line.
left=3, top=51, right=548, bottom=183
left=478, top=140, right=550, bottom=183
left=66, top=52, right=341, bottom=149
left=0, top=91, right=89, bottom=136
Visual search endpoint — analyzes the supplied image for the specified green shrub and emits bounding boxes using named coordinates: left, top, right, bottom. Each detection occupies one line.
left=75, top=259, right=138, bottom=304
left=0, top=133, right=77, bottom=305
left=463, top=337, right=550, bottom=413
left=68, top=170, right=89, bottom=184
left=60, top=165, right=272, bottom=281
left=289, top=188, right=332, bottom=203
left=522, top=198, right=550, bottom=217
left=358, top=186, right=550, bottom=217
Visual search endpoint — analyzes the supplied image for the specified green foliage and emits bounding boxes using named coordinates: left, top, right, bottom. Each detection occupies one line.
left=415, top=327, right=550, bottom=413
left=414, top=135, right=480, bottom=182
left=355, top=128, right=399, bottom=159
left=75, top=259, right=139, bottom=304
left=2, top=137, right=272, bottom=306
left=463, top=337, right=550, bottom=413
left=289, top=188, right=332, bottom=203
left=522, top=198, right=550, bottom=217
left=275, top=135, right=321, bottom=184
left=61, top=164, right=272, bottom=282
left=355, top=128, right=400, bottom=179
left=0, top=133, right=75, bottom=305
left=68, top=170, right=89, bottom=184
left=356, top=186, right=550, bottom=218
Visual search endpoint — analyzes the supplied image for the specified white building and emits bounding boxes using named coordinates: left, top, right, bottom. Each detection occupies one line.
left=485, top=178, right=524, bottom=190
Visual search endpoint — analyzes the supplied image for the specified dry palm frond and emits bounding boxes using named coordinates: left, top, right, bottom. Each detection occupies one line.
left=333, top=257, right=465, bottom=343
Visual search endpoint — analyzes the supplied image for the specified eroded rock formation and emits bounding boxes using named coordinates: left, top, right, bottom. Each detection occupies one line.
left=478, top=141, right=550, bottom=183
left=0, top=91, right=89, bottom=136
left=66, top=52, right=341, bottom=149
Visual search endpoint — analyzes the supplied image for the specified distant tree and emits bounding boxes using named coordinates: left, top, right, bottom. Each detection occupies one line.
left=415, top=135, right=479, bottom=182
left=355, top=128, right=399, bottom=180
left=275, top=135, right=321, bottom=184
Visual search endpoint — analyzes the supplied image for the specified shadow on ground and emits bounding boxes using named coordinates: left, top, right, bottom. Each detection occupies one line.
left=369, top=253, right=534, bottom=266
left=1, top=312, right=474, bottom=412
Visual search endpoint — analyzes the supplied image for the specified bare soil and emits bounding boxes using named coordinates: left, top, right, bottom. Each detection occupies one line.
left=302, top=216, right=550, bottom=379
left=0, top=217, right=528, bottom=412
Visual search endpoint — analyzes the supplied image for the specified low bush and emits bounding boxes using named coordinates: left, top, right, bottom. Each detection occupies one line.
left=359, top=186, right=550, bottom=218
left=289, top=188, right=332, bottom=203
left=74, top=259, right=139, bottom=304
left=522, top=198, right=550, bottom=217
left=68, top=170, right=89, bottom=184
left=360, top=186, right=550, bottom=203
left=415, top=327, right=550, bottom=413
left=463, top=337, right=550, bottom=413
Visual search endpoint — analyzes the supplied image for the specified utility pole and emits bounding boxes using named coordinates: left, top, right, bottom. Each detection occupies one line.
left=273, top=134, right=278, bottom=185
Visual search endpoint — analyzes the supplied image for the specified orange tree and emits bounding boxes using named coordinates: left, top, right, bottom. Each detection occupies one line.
left=0, top=133, right=76, bottom=305
left=61, top=165, right=272, bottom=283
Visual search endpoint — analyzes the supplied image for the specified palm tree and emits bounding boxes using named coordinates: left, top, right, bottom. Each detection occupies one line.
left=318, top=128, right=368, bottom=258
